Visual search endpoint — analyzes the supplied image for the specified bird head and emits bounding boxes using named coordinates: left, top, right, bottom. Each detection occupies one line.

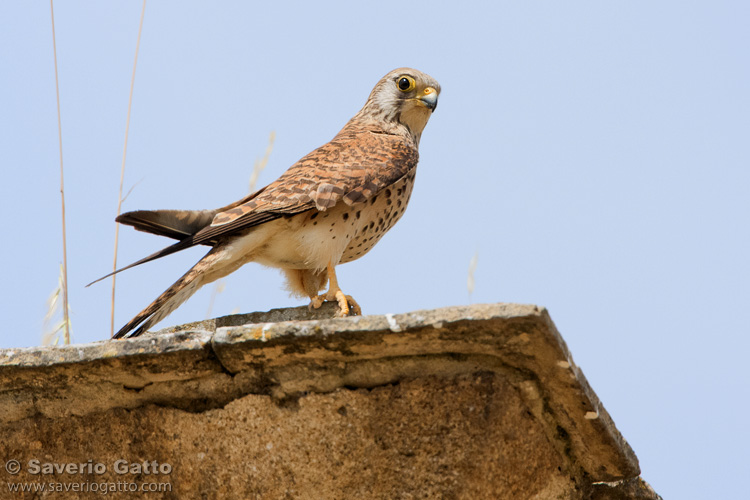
left=358, top=68, right=441, bottom=144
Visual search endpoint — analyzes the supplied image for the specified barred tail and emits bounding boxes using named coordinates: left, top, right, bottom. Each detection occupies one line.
left=113, top=251, right=220, bottom=338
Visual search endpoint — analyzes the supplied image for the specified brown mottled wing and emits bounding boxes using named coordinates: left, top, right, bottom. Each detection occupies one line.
left=191, top=129, right=418, bottom=245
left=115, top=187, right=269, bottom=243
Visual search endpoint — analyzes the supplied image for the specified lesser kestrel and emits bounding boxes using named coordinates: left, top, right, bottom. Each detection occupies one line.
left=93, top=68, right=440, bottom=338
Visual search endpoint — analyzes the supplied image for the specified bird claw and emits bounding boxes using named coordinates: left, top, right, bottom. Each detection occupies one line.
left=333, top=291, right=361, bottom=318
left=308, top=291, right=361, bottom=317
left=308, top=261, right=362, bottom=317
left=308, top=295, right=325, bottom=310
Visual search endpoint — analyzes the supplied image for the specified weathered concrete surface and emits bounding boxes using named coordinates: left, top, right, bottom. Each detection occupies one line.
left=0, top=303, right=660, bottom=499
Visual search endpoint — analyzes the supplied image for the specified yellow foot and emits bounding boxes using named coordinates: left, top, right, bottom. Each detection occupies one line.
left=333, top=290, right=362, bottom=317
left=308, top=295, right=325, bottom=310
left=309, top=261, right=363, bottom=317
left=308, top=292, right=362, bottom=317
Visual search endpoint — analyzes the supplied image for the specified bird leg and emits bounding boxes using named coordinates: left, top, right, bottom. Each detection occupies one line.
left=310, top=261, right=362, bottom=317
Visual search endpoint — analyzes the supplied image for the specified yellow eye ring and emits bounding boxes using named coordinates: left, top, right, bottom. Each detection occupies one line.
left=396, top=75, right=416, bottom=92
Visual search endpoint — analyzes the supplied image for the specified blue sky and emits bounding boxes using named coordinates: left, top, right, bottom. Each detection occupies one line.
left=1, top=1, right=748, bottom=498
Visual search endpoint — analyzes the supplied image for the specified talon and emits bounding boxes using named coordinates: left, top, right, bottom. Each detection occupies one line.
left=309, top=261, right=363, bottom=318
left=333, top=292, right=361, bottom=317
left=345, top=295, right=362, bottom=316
left=309, top=295, right=325, bottom=310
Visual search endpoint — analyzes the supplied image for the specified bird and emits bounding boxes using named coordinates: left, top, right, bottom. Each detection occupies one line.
left=91, top=67, right=440, bottom=339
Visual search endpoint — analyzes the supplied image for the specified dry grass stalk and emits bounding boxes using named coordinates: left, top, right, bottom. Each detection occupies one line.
left=206, top=131, right=276, bottom=319
left=43, top=264, right=73, bottom=346
left=249, top=131, right=276, bottom=192
left=467, top=251, right=478, bottom=299
left=50, top=0, right=70, bottom=345
left=205, top=281, right=226, bottom=319
left=111, top=0, right=147, bottom=337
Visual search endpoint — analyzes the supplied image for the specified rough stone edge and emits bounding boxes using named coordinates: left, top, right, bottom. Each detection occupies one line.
left=538, top=311, right=641, bottom=486
left=589, top=477, right=663, bottom=500
left=0, top=302, right=531, bottom=370
left=207, top=302, right=639, bottom=482
left=0, top=302, right=640, bottom=485
left=0, top=330, right=214, bottom=368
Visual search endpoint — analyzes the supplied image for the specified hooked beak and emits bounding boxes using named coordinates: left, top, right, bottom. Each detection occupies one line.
left=417, top=86, right=438, bottom=111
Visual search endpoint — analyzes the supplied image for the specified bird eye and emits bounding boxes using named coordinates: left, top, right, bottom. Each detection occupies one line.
left=396, top=75, right=416, bottom=92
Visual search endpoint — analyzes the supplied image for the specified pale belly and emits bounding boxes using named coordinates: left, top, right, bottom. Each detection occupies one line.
left=251, top=171, right=416, bottom=270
